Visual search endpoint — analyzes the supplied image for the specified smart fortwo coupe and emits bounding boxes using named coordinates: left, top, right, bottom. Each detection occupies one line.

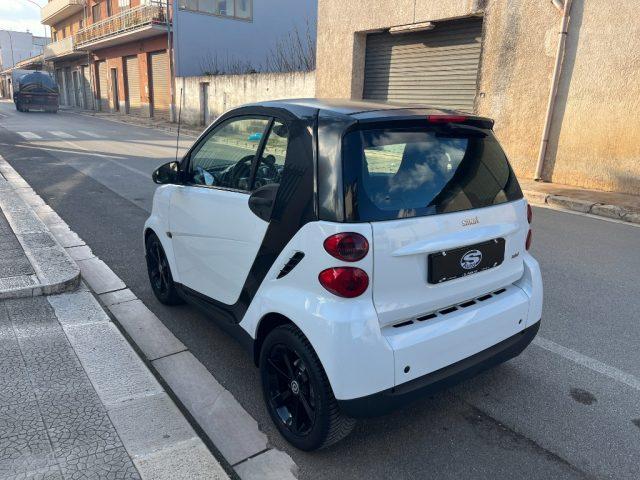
left=145, top=99, right=542, bottom=450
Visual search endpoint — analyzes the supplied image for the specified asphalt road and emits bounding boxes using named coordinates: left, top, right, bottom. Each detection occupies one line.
left=1, top=101, right=639, bottom=480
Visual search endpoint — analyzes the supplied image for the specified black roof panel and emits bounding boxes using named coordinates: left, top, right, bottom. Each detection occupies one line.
left=250, top=98, right=465, bottom=118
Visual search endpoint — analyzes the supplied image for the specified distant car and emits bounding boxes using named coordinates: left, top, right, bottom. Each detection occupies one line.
left=144, top=99, right=543, bottom=450
left=14, top=71, right=59, bottom=113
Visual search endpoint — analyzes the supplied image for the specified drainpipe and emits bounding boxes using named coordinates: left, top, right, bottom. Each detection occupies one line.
left=534, top=0, right=573, bottom=181
left=166, top=0, right=176, bottom=122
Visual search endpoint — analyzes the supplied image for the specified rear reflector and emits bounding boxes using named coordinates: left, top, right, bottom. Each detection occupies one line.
left=427, top=115, right=468, bottom=124
left=526, top=229, right=533, bottom=250
left=318, top=267, right=369, bottom=298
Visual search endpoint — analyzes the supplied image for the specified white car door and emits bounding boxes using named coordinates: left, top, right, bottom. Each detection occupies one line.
left=169, top=116, right=277, bottom=305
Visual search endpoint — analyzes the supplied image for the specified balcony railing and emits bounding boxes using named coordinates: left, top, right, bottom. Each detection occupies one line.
left=44, top=36, right=83, bottom=59
left=41, top=0, right=85, bottom=25
left=76, top=2, right=168, bottom=48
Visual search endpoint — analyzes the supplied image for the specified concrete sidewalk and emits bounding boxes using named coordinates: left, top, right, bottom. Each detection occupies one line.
left=0, top=172, right=229, bottom=479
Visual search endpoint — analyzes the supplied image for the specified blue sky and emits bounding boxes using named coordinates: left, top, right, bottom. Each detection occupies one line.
left=0, top=1, right=49, bottom=37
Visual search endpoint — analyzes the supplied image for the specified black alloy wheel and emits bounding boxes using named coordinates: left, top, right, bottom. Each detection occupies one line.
left=265, top=343, right=317, bottom=437
left=145, top=232, right=183, bottom=305
left=260, top=325, right=355, bottom=450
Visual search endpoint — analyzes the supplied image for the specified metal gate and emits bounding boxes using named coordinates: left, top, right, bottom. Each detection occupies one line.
left=64, top=68, right=73, bottom=106
left=363, top=18, right=483, bottom=112
left=149, top=51, right=170, bottom=119
left=82, top=65, right=93, bottom=110
left=97, top=60, right=109, bottom=111
left=124, top=55, right=141, bottom=115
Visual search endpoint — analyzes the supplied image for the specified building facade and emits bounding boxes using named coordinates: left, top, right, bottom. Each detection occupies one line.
left=41, top=0, right=317, bottom=120
left=315, top=0, right=640, bottom=195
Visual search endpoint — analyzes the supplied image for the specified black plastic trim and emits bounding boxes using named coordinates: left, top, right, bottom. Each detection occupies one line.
left=338, top=321, right=541, bottom=418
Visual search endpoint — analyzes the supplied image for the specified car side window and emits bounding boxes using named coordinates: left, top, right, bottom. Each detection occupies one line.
left=188, top=117, right=270, bottom=191
left=252, top=120, right=289, bottom=190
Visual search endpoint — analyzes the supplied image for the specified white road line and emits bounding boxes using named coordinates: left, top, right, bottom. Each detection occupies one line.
left=61, top=140, right=149, bottom=178
left=533, top=335, right=640, bottom=392
left=18, top=131, right=42, bottom=140
left=50, top=131, right=75, bottom=139
left=79, top=130, right=103, bottom=138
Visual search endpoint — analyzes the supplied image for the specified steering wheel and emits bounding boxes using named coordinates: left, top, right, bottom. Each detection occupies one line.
left=225, top=155, right=254, bottom=189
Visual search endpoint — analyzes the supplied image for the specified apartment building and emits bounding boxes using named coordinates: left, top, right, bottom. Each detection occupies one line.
left=41, top=0, right=317, bottom=120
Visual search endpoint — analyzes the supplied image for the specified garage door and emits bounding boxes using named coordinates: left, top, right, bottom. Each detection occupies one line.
left=124, top=55, right=141, bottom=115
left=363, top=18, right=483, bottom=112
left=97, top=60, right=108, bottom=111
left=149, top=51, right=170, bottom=120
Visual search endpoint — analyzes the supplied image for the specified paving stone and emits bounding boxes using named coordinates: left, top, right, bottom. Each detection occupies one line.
left=65, top=246, right=94, bottom=262
left=36, top=211, right=64, bottom=228
left=107, top=393, right=196, bottom=457
left=622, top=211, right=640, bottom=224
left=133, top=438, right=228, bottom=480
left=0, top=275, right=37, bottom=297
left=108, top=300, right=185, bottom=361
left=76, top=258, right=125, bottom=295
left=234, top=449, right=298, bottom=480
left=590, top=203, right=626, bottom=219
left=0, top=359, right=36, bottom=406
left=48, top=290, right=110, bottom=327
left=522, top=189, right=549, bottom=205
left=5, top=463, right=63, bottom=479
left=40, top=393, right=122, bottom=461
left=17, top=233, right=58, bottom=251
left=98, top=289, right=136, bottom=307
left=0, top=429, right=56, bottom=479
left=0, top=255, right=33, bottom=277
left=30, top=247, right=79, bottom=290
left=48, top=225, right=84, bottom=249
left=0, top=402, right=46, bottom=440
left=153, top=352, right=267, bottom=465
left=0, top=234, right=24, bottom=252
left=59, top=446, right=140, bottom=480
left=546, top=195, right=595, bottom=213
left=64, top=323, right=163, bottom=406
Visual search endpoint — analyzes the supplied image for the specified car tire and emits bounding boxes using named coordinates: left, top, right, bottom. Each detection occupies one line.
left=145, top=232, right=183, bottom=305
left=260, top=324, right=356, bottom=450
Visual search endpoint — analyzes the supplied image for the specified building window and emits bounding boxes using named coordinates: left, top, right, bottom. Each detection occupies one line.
left=178, top=0, right=252, bottom=20
left=106, top=0, right=112, bottom=17
left=118, top=0, right=130, bottom=9
left=92, top=4, right=101, bottom=21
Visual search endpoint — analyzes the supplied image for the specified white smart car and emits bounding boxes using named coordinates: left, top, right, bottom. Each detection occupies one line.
left=144, top=99, right=542, bottom=450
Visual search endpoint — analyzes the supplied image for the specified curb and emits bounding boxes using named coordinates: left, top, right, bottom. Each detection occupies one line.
left=0, top=158, right=80, bottom=299
left=523, top=189, right=640, bottom=225
left=0, top=154, right=298, bottom=479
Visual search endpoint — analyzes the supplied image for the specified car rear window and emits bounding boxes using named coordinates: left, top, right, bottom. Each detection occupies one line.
left=342, top=124, right=523, bottom=221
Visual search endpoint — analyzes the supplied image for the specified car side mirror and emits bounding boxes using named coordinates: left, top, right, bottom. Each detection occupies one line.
left=152, top=161, right=182, bottom=185
left=248, top=184, right=279, bottom=221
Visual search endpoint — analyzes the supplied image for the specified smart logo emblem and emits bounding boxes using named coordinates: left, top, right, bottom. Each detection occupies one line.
left=460, top=249, right=482, bottom=270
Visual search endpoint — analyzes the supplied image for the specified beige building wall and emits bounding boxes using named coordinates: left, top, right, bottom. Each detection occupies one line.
left=316, top=0, right=640, bottom=195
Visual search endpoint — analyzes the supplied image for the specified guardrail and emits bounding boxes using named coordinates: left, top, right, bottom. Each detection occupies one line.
left=76, top=2, right=168, bottom=47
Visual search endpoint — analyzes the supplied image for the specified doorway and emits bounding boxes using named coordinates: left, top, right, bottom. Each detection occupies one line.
left=110, top=68, right=119, bottom=112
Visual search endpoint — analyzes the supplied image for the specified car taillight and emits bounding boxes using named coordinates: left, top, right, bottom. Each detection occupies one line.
left=323, top=233, right=369, bottom=262
left=427, top=115, right=468, bottom=124
left=318, top=267, right=369, bottom=298
left=527, top=204, right=533, bottom=224
left=526, top=229, right=532, bottom=250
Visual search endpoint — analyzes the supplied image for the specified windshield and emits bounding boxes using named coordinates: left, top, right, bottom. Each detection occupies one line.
left=342, top=124, right=523, bottom=221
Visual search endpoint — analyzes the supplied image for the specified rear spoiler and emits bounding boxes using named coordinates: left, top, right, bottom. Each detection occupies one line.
left=354, top=112, right=495, bottom=130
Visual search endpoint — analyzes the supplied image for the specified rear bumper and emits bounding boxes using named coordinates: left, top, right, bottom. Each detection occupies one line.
left=338, top=319, right=540, bottom=418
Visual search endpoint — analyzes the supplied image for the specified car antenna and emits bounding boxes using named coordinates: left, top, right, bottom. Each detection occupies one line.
left=175, top=87, right=183, bottom=163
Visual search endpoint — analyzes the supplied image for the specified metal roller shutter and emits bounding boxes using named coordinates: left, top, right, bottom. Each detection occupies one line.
left=97, top=60, right=108, bottom=111
left=363, top=18, right=483, bottom=112
left=82, top=65, right=93, bottom=110
left=124, top=56, right=141, bottom=115
left=149, top=51, right=170, bottom=120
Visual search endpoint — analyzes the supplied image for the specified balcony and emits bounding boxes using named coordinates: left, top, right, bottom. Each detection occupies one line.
left=76, top=2, right=169, bottom=50
left=44, top=36, right=85, bottom=60
left=41, top=0, right=85, bottom=26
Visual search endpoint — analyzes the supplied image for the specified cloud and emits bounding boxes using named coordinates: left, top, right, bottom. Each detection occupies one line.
left=0, top=1, right=46, bottom=35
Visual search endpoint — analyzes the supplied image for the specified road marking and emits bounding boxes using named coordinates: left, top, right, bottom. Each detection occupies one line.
left=532, top=203, right=640, bottom=228
left=61, top=140, right=149, bottom=178
left=50, top=131, right=75, bottom=139
left=18, top=131, right=42, bottom=140
left=533, top=335, right=640, bottom=392
left=79, top=130, right=103, bottom=138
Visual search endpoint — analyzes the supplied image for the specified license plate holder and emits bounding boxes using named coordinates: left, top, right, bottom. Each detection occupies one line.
left=428, top=238, right=505, bottom=284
